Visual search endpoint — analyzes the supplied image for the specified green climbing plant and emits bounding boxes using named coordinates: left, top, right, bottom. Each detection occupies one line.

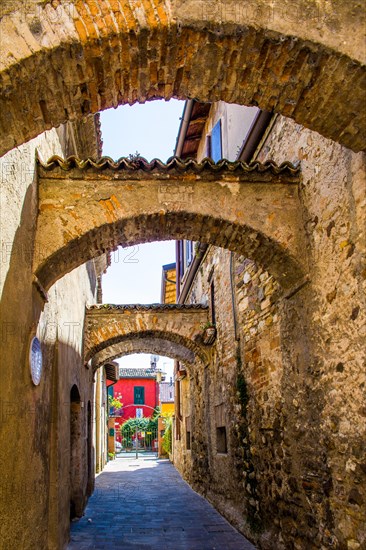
left=162, top=414, right=173, bottom=455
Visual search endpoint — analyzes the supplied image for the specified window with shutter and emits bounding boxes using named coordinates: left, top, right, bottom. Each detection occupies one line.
left=210, top=119, right=222, bottom=162
left=134, top=386, right=145, bottom=405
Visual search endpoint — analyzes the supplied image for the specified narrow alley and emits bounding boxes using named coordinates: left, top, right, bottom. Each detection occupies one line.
left=1, top=2, right=365, bottom=549
left=68, top=455, right=256, bottom=550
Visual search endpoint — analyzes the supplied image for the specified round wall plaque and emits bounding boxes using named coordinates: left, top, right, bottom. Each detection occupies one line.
left=29, top=337, right=43, bottom=385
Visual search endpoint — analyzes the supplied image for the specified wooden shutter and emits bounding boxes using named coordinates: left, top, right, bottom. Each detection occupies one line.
left=211, top=119, right=222, bottom=162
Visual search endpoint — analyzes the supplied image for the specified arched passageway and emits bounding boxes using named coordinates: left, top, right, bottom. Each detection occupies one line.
left=84, top=303, right=209, bottom=365
left=0, top=0, right=365, bottom=154
left=92, top=335, right=196, bottom=369
left=35, top=156, right=306, bottom=293
left=0, top=3, right=364, bottom=548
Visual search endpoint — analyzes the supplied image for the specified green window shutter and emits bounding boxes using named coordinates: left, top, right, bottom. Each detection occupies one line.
left=134, top=386, right=145, bottom=405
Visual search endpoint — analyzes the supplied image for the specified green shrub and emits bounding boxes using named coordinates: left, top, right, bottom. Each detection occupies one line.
left=162, top=415, right=173, bottom=455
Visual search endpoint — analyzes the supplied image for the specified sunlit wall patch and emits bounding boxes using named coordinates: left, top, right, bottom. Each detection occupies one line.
left=29, top=336, right=43, bottom=386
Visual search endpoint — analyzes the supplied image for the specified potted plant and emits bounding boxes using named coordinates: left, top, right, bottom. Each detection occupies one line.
left=201, top=321, right=217, bottom=345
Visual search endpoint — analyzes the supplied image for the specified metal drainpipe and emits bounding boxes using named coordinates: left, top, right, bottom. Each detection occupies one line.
left=237, top=110, right=273, bottom=163
left=178, top=243, right=208, bottom=304
left=231, top=109, right=274, bottom=340
left=175, top=241, right=180, bottom=302
left=174, top=99, right=194, bottom=157
left=230, top=252, right=240, bottom=341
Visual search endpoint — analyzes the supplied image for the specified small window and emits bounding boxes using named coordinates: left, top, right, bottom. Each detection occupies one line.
left=186, top=431, right=191, bottom=450
left=210, top=119, right=222, bottom=162
left=134, top=386, right=145, bottom=405
left=216, top=426, right=227, bottom=453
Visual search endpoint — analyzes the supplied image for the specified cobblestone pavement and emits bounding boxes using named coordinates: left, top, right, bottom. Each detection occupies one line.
left=68, top=454, right=256, bottom=550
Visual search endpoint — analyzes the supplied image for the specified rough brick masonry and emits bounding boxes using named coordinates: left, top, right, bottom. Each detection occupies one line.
left=0, top=0, right=365, bottom=154
left=173, top=116, right=365, bottom=549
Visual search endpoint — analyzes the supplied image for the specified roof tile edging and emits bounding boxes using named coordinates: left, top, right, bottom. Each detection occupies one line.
left=38, top=154, right=301, bottom=176
left=87, top=303, right=209, bottom=311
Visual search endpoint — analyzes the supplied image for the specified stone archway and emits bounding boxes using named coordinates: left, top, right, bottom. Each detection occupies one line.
left=0, top=0, right=365, bottom=155
left=34, top=156, right=306, bottom=293
left=92, top=335, right=197, bottom=370
left=84, top=303, right=210, bottom=366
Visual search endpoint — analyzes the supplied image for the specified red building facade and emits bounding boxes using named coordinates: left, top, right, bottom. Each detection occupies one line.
left=110, top=368, right=159, bottom=442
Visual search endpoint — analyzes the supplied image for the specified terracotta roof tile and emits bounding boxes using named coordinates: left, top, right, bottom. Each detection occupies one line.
left=87, top=303, right=208, bottom=311
left=119, top=368, right=157, bottom=379
left=38, top=155, right=300, bottom=176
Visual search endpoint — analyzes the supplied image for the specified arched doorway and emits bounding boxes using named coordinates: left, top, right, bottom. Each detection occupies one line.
left=86, top=400, right=93, bottom=497
left=70, top=384, right=83, bottom=519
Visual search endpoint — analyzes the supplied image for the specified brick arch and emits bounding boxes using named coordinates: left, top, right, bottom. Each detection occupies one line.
left=35, top=157, right=307, bottom=293
left=92, top=335, right=198, bottom=370
left=84, top=305, right=210, bottom=366
left=0, top=1, right=365, bottom=155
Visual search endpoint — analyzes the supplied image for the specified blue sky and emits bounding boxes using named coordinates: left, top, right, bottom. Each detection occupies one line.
left=100, top=99, right=184, bottom=375
left=100, top=99, right=184, bottom=162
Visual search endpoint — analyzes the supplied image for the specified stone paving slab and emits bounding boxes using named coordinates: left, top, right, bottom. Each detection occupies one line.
left=68, top=454, right=256, bottom=550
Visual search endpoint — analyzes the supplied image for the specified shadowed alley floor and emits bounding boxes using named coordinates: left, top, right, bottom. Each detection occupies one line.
left=68, top=454, right=256, bottom=549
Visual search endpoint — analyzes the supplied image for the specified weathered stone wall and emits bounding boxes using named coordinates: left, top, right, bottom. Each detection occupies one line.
left=192, top=248, right=246, bottom=518
left=173, top=116, right=365, bottom=549
left=256, top=115, right=366, bottom=549
left=234, top=257, right=284, bottom=534
left=0, top=129, right=98, bottom=549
